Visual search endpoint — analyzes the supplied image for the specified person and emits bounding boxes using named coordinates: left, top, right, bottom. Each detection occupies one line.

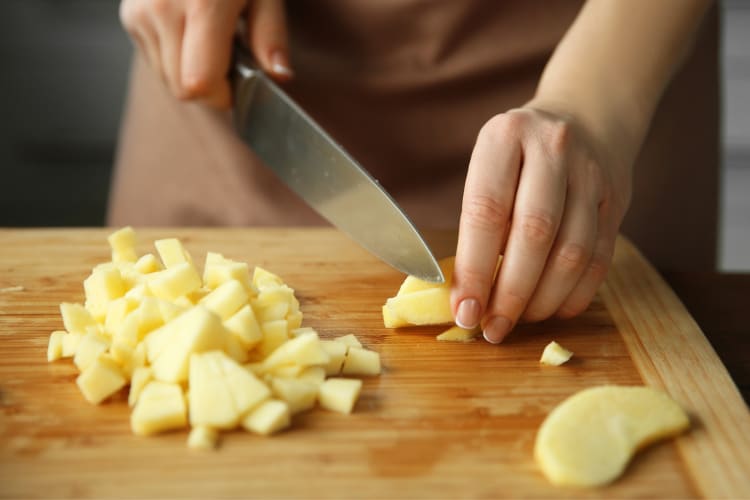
left=111, top=0, right=718, bottom=344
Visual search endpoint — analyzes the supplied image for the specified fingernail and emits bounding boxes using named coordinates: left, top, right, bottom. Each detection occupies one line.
left=456, top=298, right=480, bottom=329
left=270, top=51, right=293, bottom=77
left=483, top=316, right=512, bottom=344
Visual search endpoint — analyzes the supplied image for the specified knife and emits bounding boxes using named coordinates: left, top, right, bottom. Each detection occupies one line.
left=232, top=44, right=444, bottom=283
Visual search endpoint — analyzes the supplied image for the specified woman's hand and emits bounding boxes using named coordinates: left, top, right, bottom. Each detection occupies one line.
left=451, top=105, right=632, bottom=344
left=119, top=0, right=292, bottom=109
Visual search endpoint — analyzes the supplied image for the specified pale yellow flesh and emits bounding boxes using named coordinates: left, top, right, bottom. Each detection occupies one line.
left=534, top=385, right=690, bottom=487
left=436, top=325, right=481, bottom=342
left=48, top=227, right=379, bottom=448
left=539, top=341, right=574, bottom=366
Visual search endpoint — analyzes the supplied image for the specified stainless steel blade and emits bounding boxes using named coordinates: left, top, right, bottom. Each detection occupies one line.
left=233, top=57, right=444, bottom=283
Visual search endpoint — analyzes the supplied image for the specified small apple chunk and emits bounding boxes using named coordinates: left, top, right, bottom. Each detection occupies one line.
left=188, top=351, right=239, bottom=429
left=47, top=331, right=66, bottom=362
left=131, top=381, right=187, bottom=436
left=318, top=378, right=363, bottom=414
left=76, top=355, right=127, bottom=405
left=320, top=340, right=347, bottom=376
left=436, top=325, right=481, bottom=342
left=334, top=333, right=362, bottom=349
left=128, top=366, right=154, bottom=407
left=108, top=226, right=138, bottom=263
left=262, top=332, right=330, bottom=371
left=60, top=302, right=98, bottom=336
left=187, top=425, right=219, bottom=450
left=73, top=331, right=111, bottom=372
left=540, top=341, right=573, bottom=366
left=534, top=385, right=690, bottom=487
left=149, top=305, right=227, bottom=383
left=341, top=347, right=381, bottom=376
left=154, top=238, right=194, bottom=269
left=242, top=399, right=291, bottom=436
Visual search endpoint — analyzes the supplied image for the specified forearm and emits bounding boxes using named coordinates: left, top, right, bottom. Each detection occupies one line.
left=529, top=0, right=714, bottom=163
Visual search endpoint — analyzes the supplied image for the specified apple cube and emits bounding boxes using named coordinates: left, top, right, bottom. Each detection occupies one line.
left=256, top=320, right=289, bottom=359
left=262, top=332, right=330, bottom=370
left=199, top=280, right=248, bottom=321
left=224, top=304, right=263, bottom=350
left=216, top=351, right=271, bottom=416
left=540, top=341, right=574, bottom=366
left=73, top=331, right=110, bottom=372
left=154, top=238, right=194, bottom=268
left=47, top=331, right=66, bottom=362
left=76, top=355, right=127, bottom=405
left=108, top=226, right=138, bottom=263
left=60, top=302, right=97, bottom=335
left=204, top=258, right=254, bottom=292
left=242, top=399, right=290, bottom=436
left=270, top=377, right=317, bottom=414
left=334, top=333, right=362, bottom=349
left=341, top=347, right=381, bottom=376
left=61, top=332, right=83, bottom=357
left=188, top=352, right=239, bottom=429
left=136, top=296, right=164, bottom=337
left=134, top=253, right=162, bottom=274
left=83, top=266, right=126, bottom=320
left=320, top=340, right=347, bottom=376
left=224, top=332, right=249, bottom=364
left=146, top=262, right=202, bottom=302
left=318, top=378, right=362, bottom=414
left=104, top=297, right=138, bottom=337
left=131, top=381, right=187, bottom=436
left=149, top=306, right=227, bottom=383
left=252, top=266, right=284, bottom=291
left=128, top=366, right=153, bottom=407
left=187, top=425, right=219, bottom=450
left=296, top=366, right=326, bottom=386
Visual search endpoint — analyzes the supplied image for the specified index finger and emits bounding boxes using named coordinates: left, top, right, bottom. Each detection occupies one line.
left=181, top=2, right=243, bottom=107
left=452, top=114, right=522, bottom=330
left=482, top=138, right=567, bottom=343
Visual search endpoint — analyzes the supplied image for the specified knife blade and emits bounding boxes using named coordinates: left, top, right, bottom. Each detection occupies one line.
left=232, top=46, right=444, bottom=283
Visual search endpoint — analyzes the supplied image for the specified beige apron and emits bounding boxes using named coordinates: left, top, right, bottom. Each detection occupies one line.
left=108, top=1, right=719, bottom=272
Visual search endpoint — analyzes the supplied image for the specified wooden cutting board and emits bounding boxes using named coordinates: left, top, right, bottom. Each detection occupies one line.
left=1, top=228, right=748, bottom=499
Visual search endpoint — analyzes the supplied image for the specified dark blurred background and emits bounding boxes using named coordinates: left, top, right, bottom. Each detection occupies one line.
left=0, top=1, right=130, bottom=227
left=0, top=0, right=748, bottom=270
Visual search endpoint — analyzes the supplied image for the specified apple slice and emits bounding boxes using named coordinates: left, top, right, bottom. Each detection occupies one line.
left=534, top=385, right=690, bottom=487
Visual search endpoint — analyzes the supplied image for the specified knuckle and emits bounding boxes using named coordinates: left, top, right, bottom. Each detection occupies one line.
left=587, top=254, right=611, bottom=283
left=522, top=305, right=553, bottom=323
left=487, top=288, right=528, bottom=319
left=554, top=242, right=591, bottom=273
left=461, top=194, right=509, bottom=233
left=544, top=120, right=573, bottom=156
left=480, top=112, right=525, bottom=141
left=119, top=1, right=143, bottom=28
left=517, top=211, right=557, bottom=247
left=557, top=301, right=589, bottom=319
left=452, top=267, right=493, bottom=301
left=151, top=0, right=171, bottom=16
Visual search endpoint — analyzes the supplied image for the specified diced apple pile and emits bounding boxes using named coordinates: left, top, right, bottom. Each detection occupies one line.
left=382, top=257, right=481, bottom=341
left=47, top=227, right=381, bottom=448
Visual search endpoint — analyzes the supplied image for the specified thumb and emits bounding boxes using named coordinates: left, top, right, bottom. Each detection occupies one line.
left=247, top=0, right=293, bottom=80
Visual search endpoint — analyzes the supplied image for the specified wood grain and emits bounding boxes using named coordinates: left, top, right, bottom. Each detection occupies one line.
left=0, top=228, right=747, bottom=499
